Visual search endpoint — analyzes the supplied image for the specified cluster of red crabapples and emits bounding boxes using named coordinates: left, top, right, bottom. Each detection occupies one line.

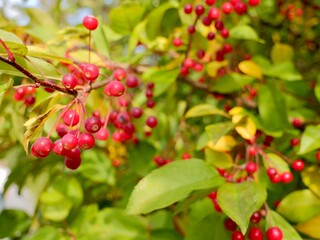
left=30, top=15, right=159, bottom=170
left=13, top=86, right=36, bottom=106
left=174, top=0, right=260, bottom=77
left=208, top=191, right=284, bottom=240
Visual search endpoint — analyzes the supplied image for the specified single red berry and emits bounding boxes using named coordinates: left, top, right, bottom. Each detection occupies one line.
left=65, top=157, right=81, bottom=170
left=291, top=159, right=305, bottom=171
left=52, top=139, right=66, bottom=156
left=184, top=58, right=195, bottom=68
left=113, top=68, right=127, bottom=81
left=182, top=152, right=191, bottom=160
left=146, top=89, right=153, bottom=98
left=271, top=174, right=281, bottom=183
left=147, top=82, right=154, bottom=89
left=248, top=146, right=257, bottom=157
left=62, top=133, right=78, bottom=150
left=246, top=162, right=258, bottom=174
left=316, top=151, right=320, bottom=161
left=24, top=95, right=36, bottom=106
left=82, top=15, right=98, bottom=30
left=250, top=211, right=262, bottom=224
left=224, top=218, right=237, bottom=231
left=184, top=4, right=193, bottom=14
left=62, top=109, right=80, bottom=127
left=230, top=0, right=240, bottom=5
left=205, top=0, right=216, bottom=6
left=248, top=227, right=263, bottom=240
left=64, top=147, right=81, bottom=160
left=31, top=137, right=54, bottom=158
left=173, top=37, right=183, bottom=47
left=292, top=118, right=302, bottom=128
left=232, top=230, right=245, bottom=240
left=78, top=133, right=95, bottom=150
left=95, top=128, right=109, bottom=140
left=215, top=20, right=224, bottom=30
left=220, top=28, right=229, bottom=38
left=131, top=107, right=143, bottom=118
left=62, top=73, right=78, bottom=89
left=266, top=227, right=283, bottom=240
left=281, top=172, right=293, bottom=183
left=222, top=2, right=233, bottom=14
left=56, top=123, right=68, bottom=137
left=85, top=116, right=102, bottom=133
left=197, top=50, right=205, bottom=59
left=207, top=32, right=216, bottom=40
left=290, top=138, right=300, bottom=147
left=188, top=25, right=196, bottom=34
left=126, top=75, right=139, bottom=88
left=146, top=116, right=158, bottom=128
left=123, top=122, right=136, bottom=135
left=153, top=156, right=167, bottom=167
left=83, top=64, right=99, bottom=82
left=195, top=5, right=205, bottom=16
left=146, top=99, right=156, bottom=108
left=222, top=43, right=233, bottom=54
left=106, top=81, right=125, bottom=97
left=193, top=63, right=204, bottom=72
left=248, top=0, right=260, bottom=7
left=112, top=131, right=122, bottom=142
left=208, top=7, right=220, bottom=20
left=202, top=16, right=212, bottom=26
left=13, top=89, right=25, bottom=101
left=234, top=2, right=248, bottom=15
left=25, top=86, right=36, bottom=94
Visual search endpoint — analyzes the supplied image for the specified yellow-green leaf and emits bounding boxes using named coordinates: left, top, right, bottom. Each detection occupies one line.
left=185, top=104, right=229, bottom=118
left=27, top=45, right=72, bottom=64
left=238, top=60, right=263, bottom=80
left=271, top=43, right=294, bottom=64
left=233, top=116, right=256, bottom=140
left=296, top=215, right=320, bottom=239
left=207, top=135, right=237, bottom=152
left=206, top=61, right=228, bottom=78
left=301, top=166, right=320, bottom=198
left=23, top=104, right=65, bottom=153
left=205, top=148, right=233, bottom=169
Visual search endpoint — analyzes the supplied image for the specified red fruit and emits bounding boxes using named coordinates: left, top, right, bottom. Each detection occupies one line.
left=316, top=151, right=320, bottom=161
left=62, top=109, right=80, bottom=127
left=125, top=75, right=139, bottom=88
left=31, top=137, right=54, bottom=158
left=78, top=133, right=95, bottom=150
left=202, top=16, right=212, bottom=26
left=248, top=0, right=260, bottom=7
left=246, top=162, right=257, bottom=174
left=290, top=138, right=300, bottom=147
left=56, top=123, right=68, bottom=137
left=215, top=20, right=224, bottom=30
left=248, top=227, right=263, bottom=240
left=25, top=86, right=36, bottom=94
left=184, top=58, right=195, bottom=68
left=232, top=230, right=245, bottom=240
left=83, top=64, right=99, bottom=82
left=292, top=118, right=302, bottom=128
left=281, top=172, right=293, bottom=183
left=271, top=174, right=281, bottom=183
left=106, top=81, right=125, bottom=97
left=205, top=0, right=216, bottom=6
left=184, top=4, right=193, bottom=14
left=291, top=159, right=305, bottom=171
left=207, top=32, right=216, bottom=40
left=62, top=133, right=78, bottom=150
left=82, top=15, right=98, bottom=30
left=131, top=107, right=143, bottom=118
left=123, top=122, right=136, bottom=135
left=193, top=63, right=203, bottom=72
left=266, top=227, right=283, bottom=240
left=65, top=157, right=81, bottom=170
left=24, top=95, right=36, bottom=106
left=188, top=25, right=196, bottom=34
left=224, top=218, right=237, bottom=231
left=95, top=128, right=109, bottom=140
left=147, top=82, right=154, bottom=89
left=146, top=116, right=158, bottom=128
left=195, top=5, right=205, bottom=16
left=220, top=28, right=229, bottom=38
left=234, top=2, right=248, bottom=15
left=145, top=89, right=153, bottom=98
left=113, top=68, right=127, bottom=81
left=182, top=152, right=191, bottom=160
left=64, top=147, right=81, bottom=160
left=85, top=116, right=102, bottom=133
left=146, top=99, right=156, bottom=108
left=248, top=146, right=257, bottom=157
left=62, top=73, right=78, bottom=89
left=112, top=131, right=122, bottom=142
left=173, top=37, right=183, bottom=47
left=222, top=2, right=233, bottom=14
left=52, top=139, right=66, bottom=156
left=208, top=7, right=220, bottom=20
left=197, top=50, right=205, bottom=59
left=13, top=89, right=25, bottom=101
left=250, top=211, right=262, bottom=224
left=222, top=43, right=233, bottom=54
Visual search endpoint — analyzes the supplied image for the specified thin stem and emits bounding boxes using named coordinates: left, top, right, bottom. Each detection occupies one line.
left=0, top=39, right=15, bottom=62
left=184, top=16, right=200, bottom=60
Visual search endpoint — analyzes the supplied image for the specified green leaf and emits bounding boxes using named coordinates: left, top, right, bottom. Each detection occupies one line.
left=296, top=215, right=320, bottom=239
left=151, top=229, right=182, bottom=240
left=0, top=56, right=61, bottom=80
left=264, top=61, right=302, bottom=81
left=185, top=104, right=230, bottom=118
left=271, top=43, right=294, bottom=64
left=266, top=210, right=302, bottom=240
left=277, top=190, right=320, bottom=223
left=0, top=29, right=28, bottom=56
left=128, top=141, right=156, bottom=177
left=210, top=73, right=255, bottom=93
left=0, top=77, right=13, bottom=106
left=126, top=159, right=224, bottom=214
left=205, top=148, right=233, bottom=169
left=146, top=2, right=179, bottom=40
left=298, top=125, right=320, bottom=155
left=301, top=166, right=320, bottom=198
left=185, top=212, right=231, bottom=240
left=109, top=3, right=146, bottom=35
left=262, top=153, right=290, bottom=174
left=230, top=25, right=264, bottom=43
left=315, top=75, right=320, bottom=102
left=205, top=122, right=234, bottom=143
left=27, top=45, right=72, bottom=64
left=0, top=210, right=32, bottom=238
left=141, top=67, right=180, bottom=96
left=91, top=22, right=110, bottom=59
left=217, top=182, right=267, bottom=234
left=21, top=226, right=64, bottom=240
left=257, top=84, right=289, bottom=131
left=22, top=104, right=65, bottom=153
